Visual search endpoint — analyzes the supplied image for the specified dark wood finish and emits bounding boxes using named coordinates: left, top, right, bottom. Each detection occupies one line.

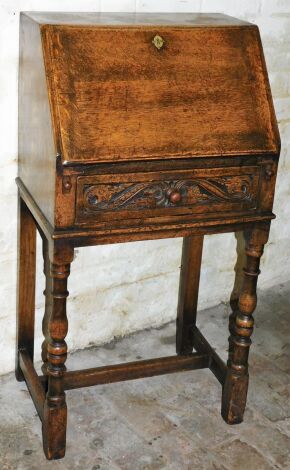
left=41, top=237, right=51, bottom=375
left=16, top=196, right=36, bottom=381
left=192, top=326, right=227, bottom=385
left=42, top=242, right=73, bottom=460
left=222, top=223, right=270, bottom=424
left=18, top=12, right=279, bottom=229
left=16, top=176, right=276, bottom=247
left=60, top=353, right=209, bottom=390
left=176, top=236, right=204, bottom=354
left=17, top=12, right=280, bottom=460
left=227, top=232, right=247, bottom=373
left=75, top=166, right=260, bottom=225
left=19, top=350, right=45, bottom=421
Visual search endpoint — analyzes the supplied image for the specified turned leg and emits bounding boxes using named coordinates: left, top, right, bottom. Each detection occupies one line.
left=16, top=196, right=36, bottom=381
left=176, top=236, right=203, bottom=354
left=222, top=224, right=270, bottom=424
left=42, top=241, right=73, bottom=460
left=228, top=232, right=247, bottom=367
left=41, top=238, right=52, bottom=375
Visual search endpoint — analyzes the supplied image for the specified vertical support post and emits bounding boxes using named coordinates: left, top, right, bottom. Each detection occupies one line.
left=176, top=236, right=204, bottom=355
left=41, top=237, right=52, bottom=376
left=228, top=232, right=247, bottom=367
left=42, top=240, right=73, bottom=460
left=16, top=195, right=37, bottom=381
left=222, top=224, right=270, bottom=424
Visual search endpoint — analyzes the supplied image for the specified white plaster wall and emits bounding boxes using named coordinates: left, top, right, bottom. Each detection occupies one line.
left=0, top=0, right=289, bottom=375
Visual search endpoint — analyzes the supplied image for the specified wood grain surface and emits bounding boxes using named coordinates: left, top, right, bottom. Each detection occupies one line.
left=17, top=12, right=280, bottom=460
left=43, top=24, right=279, bottom=164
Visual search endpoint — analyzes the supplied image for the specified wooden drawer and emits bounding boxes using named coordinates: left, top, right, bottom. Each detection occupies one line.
left=19, top=13, right=280, bottom=231
left=75, top=165, right=260, bottom=225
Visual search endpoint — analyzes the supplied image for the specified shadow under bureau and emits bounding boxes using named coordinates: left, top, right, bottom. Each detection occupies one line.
left=16, top=12, right=280, bottom=460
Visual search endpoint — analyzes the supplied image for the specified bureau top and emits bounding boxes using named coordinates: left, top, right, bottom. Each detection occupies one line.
left=22, top=12, right=251, bottom=27
left=19, top=12, right=280, bottom=166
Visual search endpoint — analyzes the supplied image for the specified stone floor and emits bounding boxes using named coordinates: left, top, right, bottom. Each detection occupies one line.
left=1, top=283, right=290, bottom=469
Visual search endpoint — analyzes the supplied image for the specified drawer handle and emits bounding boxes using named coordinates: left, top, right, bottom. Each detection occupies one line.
left=265, top=165, right=274, bottom=180
left=167, top=189, right=182, bottom=204
left=152, top=34, right=165, bottom=50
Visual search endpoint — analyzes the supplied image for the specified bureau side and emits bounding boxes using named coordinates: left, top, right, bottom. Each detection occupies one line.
left=18, top=13, right=56, bottom=226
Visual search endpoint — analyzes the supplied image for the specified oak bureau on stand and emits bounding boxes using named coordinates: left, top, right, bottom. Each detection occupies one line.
left=16, top=12, right=280, bottom=460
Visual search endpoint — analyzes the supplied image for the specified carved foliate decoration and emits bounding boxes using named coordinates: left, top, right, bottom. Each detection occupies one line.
left=82, top=176, right=255, bottom=213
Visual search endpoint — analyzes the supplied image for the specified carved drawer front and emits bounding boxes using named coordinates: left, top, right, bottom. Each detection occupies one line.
left=75, top=166, right=260, bottom=225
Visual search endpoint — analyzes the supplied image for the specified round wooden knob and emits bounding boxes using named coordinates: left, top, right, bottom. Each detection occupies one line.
left=169, top=190, right=182, bottom=204
left=265, top=168, right=274, bottom=179
left=63, top=180, right=72, bottom=191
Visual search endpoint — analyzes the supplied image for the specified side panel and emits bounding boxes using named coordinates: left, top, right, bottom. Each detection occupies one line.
left=18, top=14, right=56, bottom=226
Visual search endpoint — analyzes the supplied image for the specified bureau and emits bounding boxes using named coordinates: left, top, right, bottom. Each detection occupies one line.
left=16, top=12, right=280, bottom=460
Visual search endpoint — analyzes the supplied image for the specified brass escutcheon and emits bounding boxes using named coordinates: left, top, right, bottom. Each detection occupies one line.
left=152, top=34, right=165, bottom=50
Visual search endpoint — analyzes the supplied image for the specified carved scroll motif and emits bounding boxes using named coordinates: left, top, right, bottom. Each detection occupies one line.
left=83, top=176, right=254, bottom=212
